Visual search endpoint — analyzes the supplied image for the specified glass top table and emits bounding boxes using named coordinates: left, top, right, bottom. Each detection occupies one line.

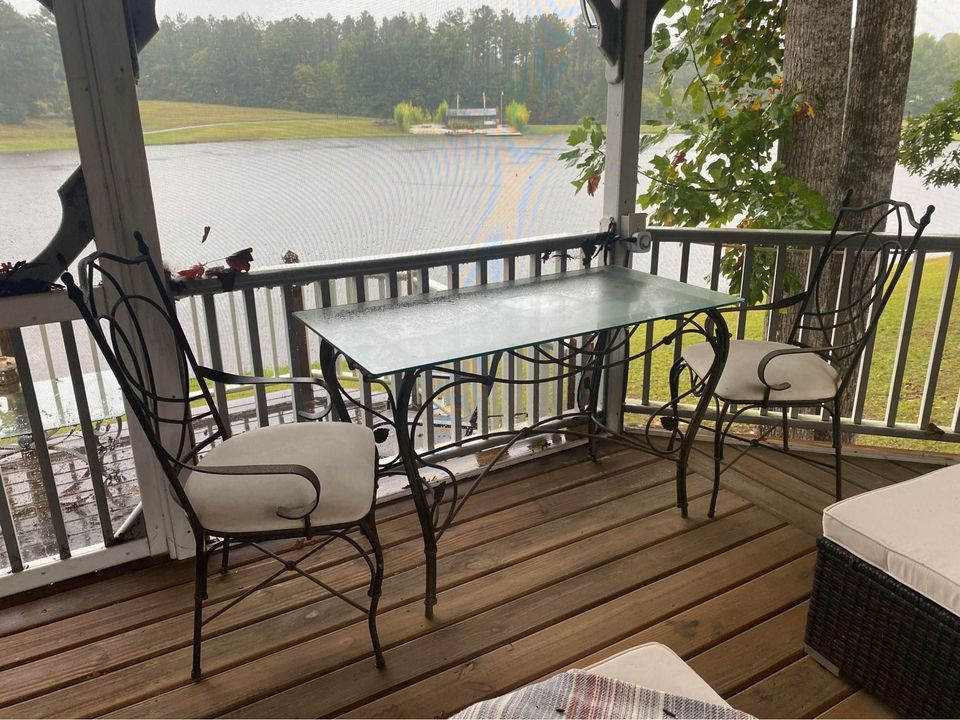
left=295, top=265, right=740, bottom=377
left=296, top=263, right=739, bottom=619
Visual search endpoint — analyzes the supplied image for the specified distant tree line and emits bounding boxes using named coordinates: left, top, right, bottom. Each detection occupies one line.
left=138, top=8, right=614, bottom=124
left=0, top=0, right=956, bottom=127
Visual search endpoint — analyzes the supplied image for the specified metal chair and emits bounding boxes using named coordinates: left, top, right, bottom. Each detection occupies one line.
left=62, top=234, right=385, bottom=679
left=671, top=196, right=935, bottom=517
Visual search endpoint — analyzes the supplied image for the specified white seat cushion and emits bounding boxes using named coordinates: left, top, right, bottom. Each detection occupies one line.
left=823, top=463, right=960, bottom=617
left=184, top=421, right=376, bottom=535
left=581, top=642, right=729, bottom=707
left=683, top=339, right=840, bottom=404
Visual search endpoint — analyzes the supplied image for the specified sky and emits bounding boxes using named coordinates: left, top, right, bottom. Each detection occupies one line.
left=7, top=0, right=960, bottom=36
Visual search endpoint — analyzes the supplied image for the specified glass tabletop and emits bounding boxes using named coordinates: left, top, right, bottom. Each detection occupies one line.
left=295, top=265, right=741, bottom=377
left=0, top=371, right=125, bottom=440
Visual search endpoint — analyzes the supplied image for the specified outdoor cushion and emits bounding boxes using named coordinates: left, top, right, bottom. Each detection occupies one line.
left=581, top=642, right=729, bottom=707
left=683, top=339, right=840, bottom=404
left=184, top=421, right=376, bottom=534
left=823, top=462, right=960, bottom=617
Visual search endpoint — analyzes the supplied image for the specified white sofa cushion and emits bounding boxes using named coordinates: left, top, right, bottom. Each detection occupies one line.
left=683, top=339, right=840, bottom=404
left=823, top=463, right=960, bottom=617
left=184, top=421, right=376, bottom=535
left=582, top=642, right=729, bottom=707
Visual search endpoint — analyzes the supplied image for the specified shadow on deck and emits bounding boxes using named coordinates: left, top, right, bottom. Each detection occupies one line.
left=0, top=441, right=945, bottom=718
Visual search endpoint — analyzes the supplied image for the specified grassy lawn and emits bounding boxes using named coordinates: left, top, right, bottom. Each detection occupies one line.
left=0, top=100, right=403, bottom=153
left=624, top=255, right=959, bottom=454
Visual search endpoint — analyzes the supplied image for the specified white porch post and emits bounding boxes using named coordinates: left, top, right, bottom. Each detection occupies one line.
left=602, top=0, right=647, bottom=432
left=55, top=0, right=195, bottom=558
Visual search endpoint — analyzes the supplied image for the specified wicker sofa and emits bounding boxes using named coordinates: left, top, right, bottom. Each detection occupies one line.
left=805, top=463, right=960, bottom=718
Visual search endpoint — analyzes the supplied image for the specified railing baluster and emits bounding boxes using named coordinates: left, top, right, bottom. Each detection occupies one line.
left=529, top=253, right=542, bottom=425
left=919, top=251, right=959, bottom=430
left=506, top=256, right=517, bottom=431
left=201, top=294, right=230, bottom=419
left=61, top=321, right=115, bottom=545
left=709, top=242, right=722, bottom=291
left=737, top=242, right=755, bottom=339
left=264, top=288, right=281, bottom=379
left=476, top=260, right=491, bottom=436
left=189, top=295, right=205, bottom=366
left=556, top=252, right=568, bottom=416
left=885, top=250, right=926, bottom=427
left=447, top=263, right=464, bottom=443
left=352, top=275, right=374, bottom=429
left=792, top=246, right=822, bottom=420
left=241, top=288, right=269, bottom=428
left=673, top=241, right=691, bottom=366
left=39, top=324, right=58, bottom=381
left=226, top=292, right=244, bottom=376
left=281, top=284, right=311, bottom=419
left=388, top=271, right=402, bottom=420
left=641, top=240, right=661, bottom=406
left=765, top=244, right=787, bottom=342
left=852, top=247, right=889, bottom=425
left=418, top=266, right=435, bottom=450
left=0, top=463, right=23, bottom=571
left=10, top=328, right=71, bottom=560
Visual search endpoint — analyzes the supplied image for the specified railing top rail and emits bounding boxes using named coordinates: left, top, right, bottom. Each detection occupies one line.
left=651, top=227, right=959, bottom=252
left=172, top=231, right=606, bottom=297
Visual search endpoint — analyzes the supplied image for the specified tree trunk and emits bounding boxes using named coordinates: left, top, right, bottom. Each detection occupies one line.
left=776, top=0, right=854, bottom=351
left=840, top=0, right=918, bottom=218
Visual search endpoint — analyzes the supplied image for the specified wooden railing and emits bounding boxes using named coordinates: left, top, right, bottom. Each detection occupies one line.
left=1, top=227, right=957, bottom=589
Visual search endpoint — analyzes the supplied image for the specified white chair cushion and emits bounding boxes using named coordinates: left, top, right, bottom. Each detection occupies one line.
left=683, top=339, right=840, bottom=404
left=823, top=463, right=960, bottom=617
left=581, top=642, right=729, bottom=707
left=184, top=421, right=376, bottom=535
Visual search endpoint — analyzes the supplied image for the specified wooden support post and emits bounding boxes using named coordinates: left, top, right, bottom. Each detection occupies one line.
left=55, top=0, right=195, bottom=559
left=601, top=0, right=647, bottom=434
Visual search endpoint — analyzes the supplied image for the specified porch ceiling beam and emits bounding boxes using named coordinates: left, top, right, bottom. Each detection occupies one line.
left=54, top=0, right=195, bottom=559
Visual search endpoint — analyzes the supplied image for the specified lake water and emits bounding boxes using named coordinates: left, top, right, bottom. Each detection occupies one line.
left=2, top=135, right=956, bottom=282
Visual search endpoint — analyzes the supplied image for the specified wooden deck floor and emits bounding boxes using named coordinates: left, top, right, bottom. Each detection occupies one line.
left=0, top=441, right=940, bottom=718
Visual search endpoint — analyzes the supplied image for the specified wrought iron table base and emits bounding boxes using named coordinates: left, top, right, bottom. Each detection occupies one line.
left=320, top=308, right=729, bottom=618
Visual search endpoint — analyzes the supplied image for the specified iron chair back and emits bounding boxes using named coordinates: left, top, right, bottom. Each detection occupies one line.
left=61, top=233, right=234, bottom=533
left=785, top=197, right=935, bottom=396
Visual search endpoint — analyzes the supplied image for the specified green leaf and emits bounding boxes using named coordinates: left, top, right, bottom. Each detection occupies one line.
left=662, top=0, right=684, bottom=18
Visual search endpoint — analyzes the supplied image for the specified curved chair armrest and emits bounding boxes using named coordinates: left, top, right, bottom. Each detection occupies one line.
left=184, top=460, right=322, bottom=521
left=197, top=366, right=332, bottom=420
left=756, top=344, right=839, bottom=392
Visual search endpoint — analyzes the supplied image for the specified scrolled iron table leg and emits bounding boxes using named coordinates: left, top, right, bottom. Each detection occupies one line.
left=395, top=370, right=439, bottom=618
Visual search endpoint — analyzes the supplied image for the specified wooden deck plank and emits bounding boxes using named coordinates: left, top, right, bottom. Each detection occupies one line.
left=225, top=524, right=805, bottom=720
left=688, top=449, right=823, bottom=536
left=687, top=601, right=809, bottom=696
left=348, top=553, right=817, bottom=719
left=844, top=456, right=919, bottom=484
left=818, top=689, right=900, bottom=719
left=107, top=506, right=780, bottom=719
left=0, top=445, right=628, bottom=637
left=0, top=462, right=697, bottom=706
left=0, top=448, right=650, bottom=671
left=729, top=656, right=856, bottom=719
left=0, top=445, right=931, bottom=719
left=6, top=485, right=738, bottom=718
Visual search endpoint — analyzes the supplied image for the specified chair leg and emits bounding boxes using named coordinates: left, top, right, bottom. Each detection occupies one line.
left=192, top=538, right=207, bottom=680
left=832, top=403, right=843, bottom=502
left=782, top=407, right=789, bottom=451
left=710, top=402, right=728, bottom=518
left=668, top=358, right=685, bottom=510
left=360, top=516, right=386, bottom=669
left=220, top=538, right=231, bottom=574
